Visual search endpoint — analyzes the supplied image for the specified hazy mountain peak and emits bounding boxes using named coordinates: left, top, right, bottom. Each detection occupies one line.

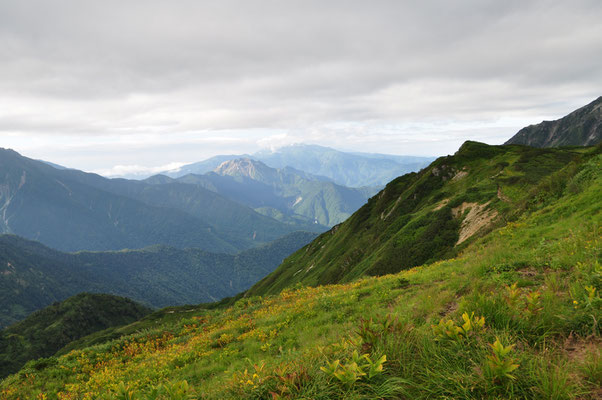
left=214, top=158, right=273, bottom=179
left=142, top=174, right=176, bottom=185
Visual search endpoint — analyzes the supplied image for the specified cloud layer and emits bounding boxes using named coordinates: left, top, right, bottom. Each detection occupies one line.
left=1, top=1, right=601, bottom=172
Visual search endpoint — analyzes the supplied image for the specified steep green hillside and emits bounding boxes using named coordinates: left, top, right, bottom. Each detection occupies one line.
left=248, top=142, right=596, bottom=296
left=0, top=148, right=308, bottom=252
left=505, top=96, right=601, bottom=147
left=0, top=293, right=151, bottom=379
left=0, top=232, right=316, bottom=328
left=1, top=147, right=599, bottom=399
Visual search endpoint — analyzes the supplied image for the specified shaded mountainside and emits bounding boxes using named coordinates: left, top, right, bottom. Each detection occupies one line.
left=247, top=141, right=598, bottom=296
left=0, top=293, right=151, bottom=378
left=85, top=175, right=322, bottom=246
left=172, top=173, right=326, bottom=231
left=505, top=96, right=602, bottom=147
left=1, top=142, right=599, bottom=399
left=169, top=158, right=374, bottom=227
left=0, top=231, right=316, bottom=328
left=0, top=148, right=313, bottom=252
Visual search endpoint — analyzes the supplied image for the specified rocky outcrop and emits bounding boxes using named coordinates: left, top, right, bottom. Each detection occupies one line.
left=505, top=96, right=601, bottom=147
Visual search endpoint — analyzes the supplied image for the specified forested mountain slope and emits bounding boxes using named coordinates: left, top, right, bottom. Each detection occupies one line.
left=0, top=232, right=316, bottom=328
left=0, top=293, right=151, bottom=378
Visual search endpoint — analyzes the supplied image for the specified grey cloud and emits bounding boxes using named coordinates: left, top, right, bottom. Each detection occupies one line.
left=0, top=0, right=601, bottom=170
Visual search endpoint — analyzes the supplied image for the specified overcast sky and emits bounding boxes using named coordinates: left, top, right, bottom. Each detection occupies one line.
left=1, top=0, right=601, bottom=177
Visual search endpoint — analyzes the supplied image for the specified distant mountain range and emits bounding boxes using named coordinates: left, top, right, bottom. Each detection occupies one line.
left=162, top=144, right=434, bottom=188
left=149, top=158, right=376, bottom=226
left=0, top=231, right=316, bottom=328
left=0, top=148, right=320, bottom=252
left=505, top=96, right=602, bottom=147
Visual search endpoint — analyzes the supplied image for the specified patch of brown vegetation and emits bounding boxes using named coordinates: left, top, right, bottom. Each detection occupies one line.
left=439, top=301, right=458, bottom=317
left=452, top=201, right=498, bottom=245
left=517, top=267, right=538, bottom=278
left=564, top=333, right=601, bottom=364
left=497, top=185, right=511, bottom=203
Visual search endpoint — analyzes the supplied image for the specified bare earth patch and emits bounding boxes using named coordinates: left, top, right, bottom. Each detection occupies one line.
left=517, top=267, right=539, bottom=277
left=564, top=334, right=601, bottom=364
left=439, top=301, right=458, bottom=317
left=452, top=201, right=498, bottom=245
left=451, top=169, right=469, bottom=181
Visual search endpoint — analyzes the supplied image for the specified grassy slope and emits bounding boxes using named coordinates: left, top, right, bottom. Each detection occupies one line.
left=1, top=149, right=600, bottom=399
left=247, top=142, right=591, bottom=297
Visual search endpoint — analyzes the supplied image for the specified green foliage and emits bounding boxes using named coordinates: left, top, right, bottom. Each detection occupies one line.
left=366, top=207, right=460, bottom=276
left=579, top=349, right=602, bottom=388
left=356, top=318, right=383, bottom=351
left=484, top=338, right=520, bottom=382
left=505, top=282, right=522, bottom=306
left=106, top=380, right=196, bottom=400
left=320, top=351, right=386, bottom=387
left=432, top=312, right=486, bottom=341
